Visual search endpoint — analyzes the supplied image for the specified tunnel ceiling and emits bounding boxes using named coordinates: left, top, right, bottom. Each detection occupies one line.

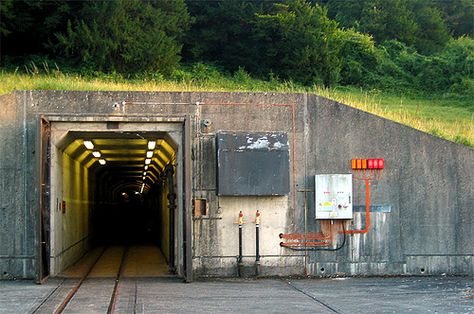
left=59, top=131, right=176, bottom=194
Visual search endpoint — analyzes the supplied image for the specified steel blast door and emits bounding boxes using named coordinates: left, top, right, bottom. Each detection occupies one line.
left=37, top=117, right=51, bottom=282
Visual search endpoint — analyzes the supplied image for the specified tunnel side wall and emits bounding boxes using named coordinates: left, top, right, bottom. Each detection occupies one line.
left=49, top=147, right=92, bottom=275
left=0, top=90, right=472, bottom=279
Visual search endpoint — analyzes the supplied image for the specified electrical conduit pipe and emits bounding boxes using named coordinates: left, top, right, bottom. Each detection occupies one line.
left=235, top=211, right=245, bottom=277
left=255, top=210, right=260, bottom=276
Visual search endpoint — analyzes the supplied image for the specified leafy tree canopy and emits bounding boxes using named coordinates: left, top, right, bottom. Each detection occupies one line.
left=53, top=0, right=191, bottom=74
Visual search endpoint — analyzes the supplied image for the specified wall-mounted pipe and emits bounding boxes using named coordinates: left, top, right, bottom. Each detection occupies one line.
left=236, top=211, right=245, bottom=277
left=255, top=210, right=261, bottom=276
left=344, top=178, right=370, bottom=234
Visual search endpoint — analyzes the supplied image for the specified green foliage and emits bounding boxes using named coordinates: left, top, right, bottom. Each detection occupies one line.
left=1, top=0, right=473, bottom=98
left=253, top=0, right=340, bottom=85
left=435, top=0, right=474, bottom=38
left=419, top=37, right=474, bottom=94
left=183, top=0, right=266, bottom=71
left=335, top=36, right=474, bottom=97
left=190, top=62, right=223, bottom=84
left=54, top=0, right=191, bottom=74
left=360, top=0, right=419, bottom=45
left=411, top=2, right=450, bottom=54
left=0, top=0, right=14, bottom=36
left=328, top=0, right=461, bottom=55
left=334, top=29, right=380, bottom=86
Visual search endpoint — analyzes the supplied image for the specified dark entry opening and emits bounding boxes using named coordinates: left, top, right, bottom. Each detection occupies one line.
left=50, top=130, right=179, bottom=277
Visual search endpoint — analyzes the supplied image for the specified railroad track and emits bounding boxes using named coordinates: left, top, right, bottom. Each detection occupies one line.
left=31, top=246, right=129, bottom=314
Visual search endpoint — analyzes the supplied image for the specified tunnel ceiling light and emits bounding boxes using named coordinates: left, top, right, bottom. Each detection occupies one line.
left=145, top=158, right=151, bottom=165
left=142, top=176, right=146, bottom=181
left=144, top=165, right=149, bottom=170
left=83, top=140, right=94, bottom=150
left=143, top=171, right=147, bottom=176
left=146, top=151, right=154, bottom=158
left=140, top=183, right=145, bottom=194
left=98, top=159, right=106, bottom=165
left=92, top=151, right=101, bottom=158
left=148, top=141, right=156, bottom=150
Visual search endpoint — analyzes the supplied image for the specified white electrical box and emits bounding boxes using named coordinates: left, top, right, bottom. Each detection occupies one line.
left=315, top=174, right=353, bottom=219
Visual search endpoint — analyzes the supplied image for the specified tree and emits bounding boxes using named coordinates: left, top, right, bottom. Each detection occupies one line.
left=335, top=29, right=380, bottom=86
left=0, top=0, right=82, bottom=59
left=359, top=0, right=418, bottom=45
left=410, top=1, right=450, bottom=54
left=435, top=0, right=474, bottom=38
left=253, top=0, right=340, bottom=85
left=54, top=0, right=191, bottom=74
left=183, top=0, right=269, bottom=72
left=327, top=0, right=452, bottom=54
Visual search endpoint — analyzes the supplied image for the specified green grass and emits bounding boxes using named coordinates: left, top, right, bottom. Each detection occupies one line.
left=316, top=86, right=473, bottom=147
left=1, top=70, right=472, bottom=147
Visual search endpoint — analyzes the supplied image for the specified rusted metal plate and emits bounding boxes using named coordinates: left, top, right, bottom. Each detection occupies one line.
left=217, top=132, right=289, bottom=196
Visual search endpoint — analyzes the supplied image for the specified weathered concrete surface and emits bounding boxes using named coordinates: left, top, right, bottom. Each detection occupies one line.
left=0, top=93, right=36, bottom=279
left=0, top=277, right=472, bottom=313
left=304, top=95, right=474, bottom=276
left=0, top=90, right=472, bottom=280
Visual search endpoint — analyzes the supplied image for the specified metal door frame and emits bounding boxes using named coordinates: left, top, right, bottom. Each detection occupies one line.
left=37, top=116, right=51, bottom=283
left=183, top=115, right=193, bottom=282
left=37, top=114, right=194, bottom=282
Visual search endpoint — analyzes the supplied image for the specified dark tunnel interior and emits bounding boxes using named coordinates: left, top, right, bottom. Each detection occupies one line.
left=52, top=131, right=178, bottom=275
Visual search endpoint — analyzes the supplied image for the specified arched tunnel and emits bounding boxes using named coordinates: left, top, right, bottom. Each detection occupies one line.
left=48, top=130, right=179, bottom=277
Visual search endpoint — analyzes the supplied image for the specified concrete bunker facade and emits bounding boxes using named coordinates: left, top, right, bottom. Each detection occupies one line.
left=0, top=90, right=472, bottom=282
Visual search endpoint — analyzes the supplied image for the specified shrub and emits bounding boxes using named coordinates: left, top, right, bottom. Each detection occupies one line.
left=54, top=0, right=191, bottom=74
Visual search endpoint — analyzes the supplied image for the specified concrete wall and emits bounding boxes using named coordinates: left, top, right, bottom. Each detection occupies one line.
left=0, top=90, right=472, bottom=280
left=0, top=93, right=36, bottom=279
left=304, top=95, right=474, bottom=276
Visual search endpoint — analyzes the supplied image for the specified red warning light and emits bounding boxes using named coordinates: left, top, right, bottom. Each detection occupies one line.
left=374, top=159, right=379, bottom=168
left=367, top=159, right=374, bottom=169
left=378, top=158, right=385, bottom=169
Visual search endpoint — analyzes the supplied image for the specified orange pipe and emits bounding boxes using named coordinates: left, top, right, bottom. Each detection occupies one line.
left=344, top=178, right=371, bottom=234
left=330, top=220, right=334, bottom=242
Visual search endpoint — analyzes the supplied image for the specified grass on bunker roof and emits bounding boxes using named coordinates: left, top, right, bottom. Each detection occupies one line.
left=0, top=70, right=472, bottom=148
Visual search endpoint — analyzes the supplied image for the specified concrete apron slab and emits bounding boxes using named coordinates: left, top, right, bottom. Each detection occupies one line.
left=0, top=276, right=472, bottom=314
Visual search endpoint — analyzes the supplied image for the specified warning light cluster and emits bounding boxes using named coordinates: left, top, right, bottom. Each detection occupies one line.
left=351, top=158, right=385, bottom=170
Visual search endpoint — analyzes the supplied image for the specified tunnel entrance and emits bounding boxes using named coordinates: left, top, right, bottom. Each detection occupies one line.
left=40, top=119, right=190, bottom=281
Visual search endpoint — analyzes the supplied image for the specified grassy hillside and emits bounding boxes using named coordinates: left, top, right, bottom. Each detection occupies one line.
left=0, top=71, right=472, bottom=147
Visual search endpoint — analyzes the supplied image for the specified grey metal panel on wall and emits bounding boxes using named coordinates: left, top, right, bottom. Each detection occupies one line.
left=216, top=132, right=289, bottom=196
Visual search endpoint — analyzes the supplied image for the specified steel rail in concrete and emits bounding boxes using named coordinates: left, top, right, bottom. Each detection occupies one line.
left=53, top=247, right=107, bottom=314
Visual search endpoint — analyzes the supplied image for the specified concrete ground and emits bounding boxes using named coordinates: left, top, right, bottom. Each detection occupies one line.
left=0, top=276, right=472, bottom=314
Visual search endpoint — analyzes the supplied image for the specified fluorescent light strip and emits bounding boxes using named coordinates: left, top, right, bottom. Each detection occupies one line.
left=144, top=165, right=148, bottom=170
left=146, top=151, right=154, bottom=158
left=92, top=151, right=101, bottom=158
left=140, top=183, right=145, bottom=193
left=148, top=141, right=156, bottom=150
left=98, top=159, right=106, bottom=165
left=145, top=159, right=151, bottom=165
left=84, top=140, right=94, bottom=150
